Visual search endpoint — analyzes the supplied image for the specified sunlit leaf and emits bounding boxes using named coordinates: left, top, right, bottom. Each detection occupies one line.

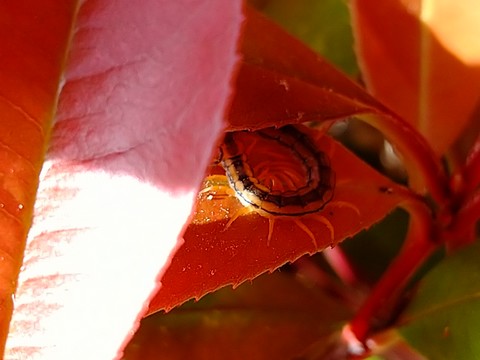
left=350, top=0, right=480, bottom=156
left=5, top=1, right=243, bottom=358
left=398, top=241, right=480, bottom=359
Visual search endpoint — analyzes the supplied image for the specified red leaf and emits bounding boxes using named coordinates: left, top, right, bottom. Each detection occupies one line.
left=350, top=0, right=480, bottom=156
left=5, top=1, right=243, bottom=359
left=228, top=7, right=390, bottom=131
left=228, top=7, right=449, bottom=205
left=148, top=124, right=412, bottom=313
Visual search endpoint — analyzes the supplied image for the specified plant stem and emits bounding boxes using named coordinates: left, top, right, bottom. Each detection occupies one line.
left=294, top=256, right=356, bottom=307
left=359, top=113, right=450, bottom=208
left=463, top=132, right=480, bottom=196
left=345, top=196, right=438, bottom=349
left=444, top=189, right=480, bottom=250
left=323, top=246, right=360, bottom=287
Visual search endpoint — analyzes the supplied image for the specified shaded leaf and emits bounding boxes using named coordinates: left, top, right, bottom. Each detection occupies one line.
left=398, top=241, right=480, bottom=359
left=148, top=125, right=413, bottom=313
left=350, top=0, right=480, bottom=156
left=340, top=209, right=408, bottom=284
left=5, top=1, right=243, bottom=359
left=125, top=273, right=351, bottom=360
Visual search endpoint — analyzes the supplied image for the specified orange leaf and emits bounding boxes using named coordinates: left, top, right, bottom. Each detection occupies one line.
left=148, top=124, right=414, bottom=313
left=0, top=1, right=75, bottom=353
left=350, top=0, right=480, bottom=156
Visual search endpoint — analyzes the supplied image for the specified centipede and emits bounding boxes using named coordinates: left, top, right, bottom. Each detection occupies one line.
left=199, top=125, right=356, bottom=247
left=221, top=125, right=334, bottom=216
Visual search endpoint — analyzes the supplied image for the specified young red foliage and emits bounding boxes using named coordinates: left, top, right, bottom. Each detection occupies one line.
left=148, top=125, right=413, bottom=313
left=228, top=6, right=389, bottom=131
left=3, top=0, right=478, bottom=358
left=231, top=7, right=449, bottom=204
left=146, top=5, right=445, bottom=324
left=143, top=2, right=480, bottom=359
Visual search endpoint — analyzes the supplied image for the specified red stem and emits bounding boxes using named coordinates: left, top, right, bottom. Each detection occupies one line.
left=359, top=113, right=450, bottom=208
left=323, top=246, right=360, bottom=287
left=463, top=132, right=480, bottom=196
left=345, top=196, right=438, bottom=349
left=444, top=189, right=480, bottom=250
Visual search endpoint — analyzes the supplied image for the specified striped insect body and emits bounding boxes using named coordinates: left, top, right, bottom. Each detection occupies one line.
left=209, top=125, right=340, bottom=247
left=221, top=125, right=335, bottom=216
